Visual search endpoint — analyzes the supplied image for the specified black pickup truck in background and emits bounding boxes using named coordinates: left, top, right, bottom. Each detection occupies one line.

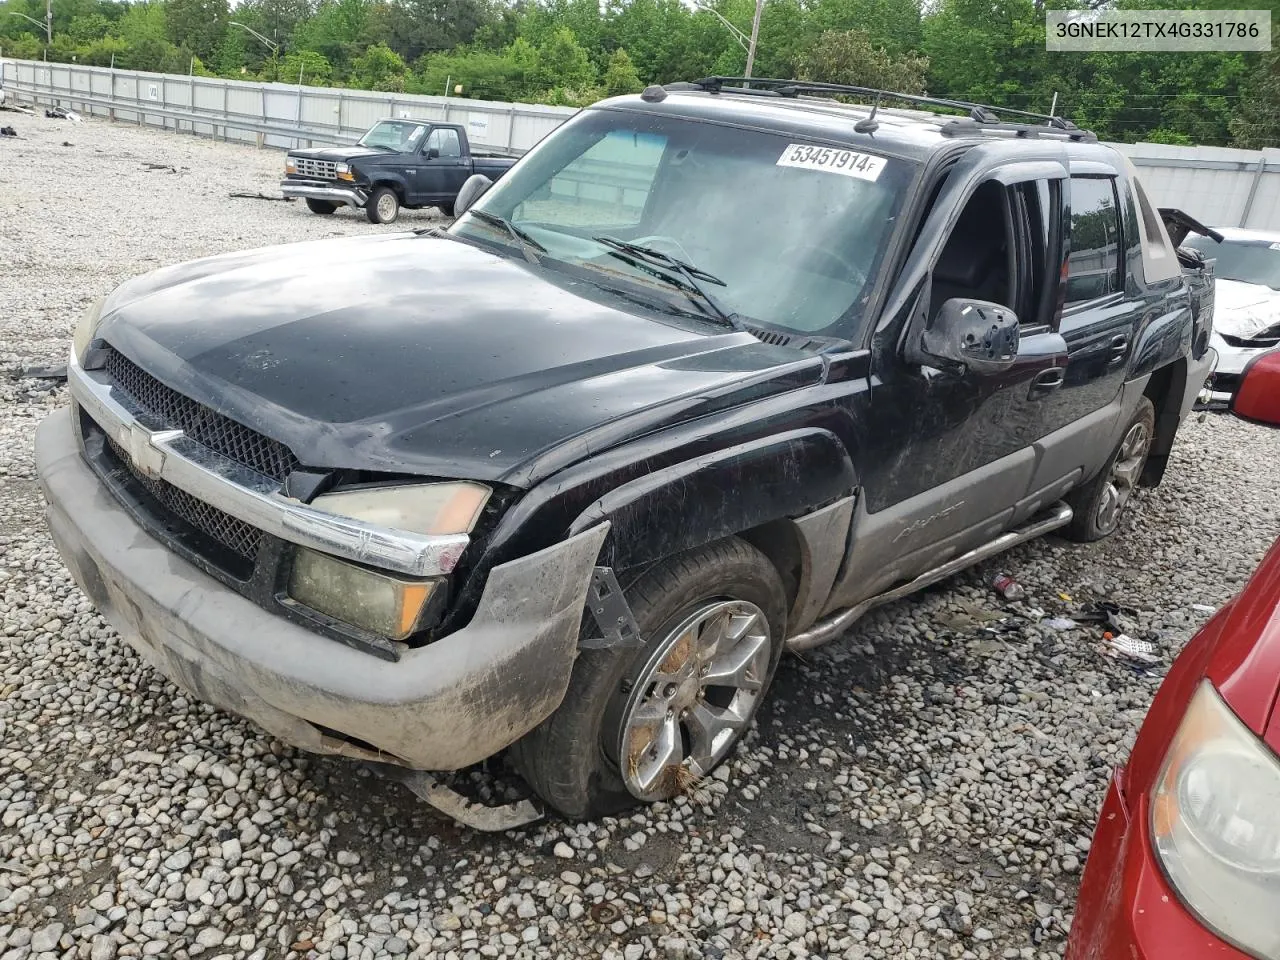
left=281, top=119, right=516, bottom=223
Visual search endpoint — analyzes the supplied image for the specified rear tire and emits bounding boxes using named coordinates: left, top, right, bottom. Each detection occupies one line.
left=366, top=186, right=400, bottom=224
left=511, top=538, right=787, bottom=820
left=1064, top=397, right=1155, bottom=542
left=305, top=198, right=336, bottom=215
left=436, top=202, right=455, bottom=218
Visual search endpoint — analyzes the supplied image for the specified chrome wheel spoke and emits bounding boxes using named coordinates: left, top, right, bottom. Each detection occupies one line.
left=694, top=610, right=732, bottom=661
left=702, top=632, right=767, bottom=692
left=684, top=700, right=746, bottom=775
left=633, top=714, right=683, bottom=795
left=1111, top=455, right=1143, bottom=488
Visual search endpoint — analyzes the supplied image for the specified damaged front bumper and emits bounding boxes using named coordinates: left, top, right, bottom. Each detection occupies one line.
left=280, top=179, right=368, bottom=208
left=36, top=408, right=607, bottom=771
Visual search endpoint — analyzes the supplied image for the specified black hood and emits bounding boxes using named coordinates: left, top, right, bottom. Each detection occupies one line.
left=96, top=235, right=822, bottom=487
left=287, top=145, right=389, bottom=163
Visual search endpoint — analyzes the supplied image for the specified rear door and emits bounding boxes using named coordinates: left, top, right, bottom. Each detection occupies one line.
left=1031, top=166, right=1145, bottom=481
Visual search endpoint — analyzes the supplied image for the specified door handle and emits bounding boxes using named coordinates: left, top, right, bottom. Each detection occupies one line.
left=1029, top=367, right=1065, bottom=398
left=1108, top=335, right=1128, bottom=363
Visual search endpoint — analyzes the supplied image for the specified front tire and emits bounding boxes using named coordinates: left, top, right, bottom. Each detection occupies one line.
left=1065, top=397, right=1155, bottom=542
left=511, top=538, right=787, bottom=820
left=305, top=198, right=336, bottom=215
left=436, top=202, right=455, bottom=218
left=366, top=186, right=400, bottom=224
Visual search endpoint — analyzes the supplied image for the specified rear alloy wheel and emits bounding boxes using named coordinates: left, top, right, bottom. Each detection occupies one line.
left=1065, top=397, right=1155, bottom=541
left=305, top=198, right=337, bottom=215
left=366, top=186, right=400, bottom=224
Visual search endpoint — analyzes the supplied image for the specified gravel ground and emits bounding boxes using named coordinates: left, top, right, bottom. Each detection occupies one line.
left=3, top=113, right=1280, bottom=960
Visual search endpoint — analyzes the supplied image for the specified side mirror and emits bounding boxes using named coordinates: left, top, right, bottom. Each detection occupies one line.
left=1231, top=351, right=1280, bottom=426
left=908, top=298, right=1020, bottom=376
left=455, top=174, right=493, bottom=217
left=425, top=147, right=440, bottom=160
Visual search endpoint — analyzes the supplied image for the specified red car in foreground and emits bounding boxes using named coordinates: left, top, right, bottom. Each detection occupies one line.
left=1068, top=350, right=1280, bottom=960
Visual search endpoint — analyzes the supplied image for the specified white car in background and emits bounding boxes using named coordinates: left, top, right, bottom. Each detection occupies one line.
left=1184, top=227, right=1280, bottom=405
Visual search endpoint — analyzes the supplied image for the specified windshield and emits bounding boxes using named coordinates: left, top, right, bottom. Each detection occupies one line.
left=1185, top=236, right=1280, bottom=290
left=450, top=108, right=914, bottom=336
left=358, top=120, right=427, bottom=151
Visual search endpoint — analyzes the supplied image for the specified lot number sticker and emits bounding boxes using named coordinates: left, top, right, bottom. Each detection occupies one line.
left=777, top=144, right=886, bottom=181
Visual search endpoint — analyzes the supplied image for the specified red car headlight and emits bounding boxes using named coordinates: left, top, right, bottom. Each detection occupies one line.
left=1151, top=680, right=1280, bottom=959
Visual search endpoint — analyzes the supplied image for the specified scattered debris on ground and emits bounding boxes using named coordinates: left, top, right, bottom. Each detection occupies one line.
left=228, top=190, right=297, bottom=201
left=44, top=105, right=82, bottom=122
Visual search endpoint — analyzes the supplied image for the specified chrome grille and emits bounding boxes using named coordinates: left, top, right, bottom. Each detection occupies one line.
left=294, top=157, right=337, bottom=179
left=107, top=437, right=263, bottom=564
left=104, top=349, right=299, bottom=482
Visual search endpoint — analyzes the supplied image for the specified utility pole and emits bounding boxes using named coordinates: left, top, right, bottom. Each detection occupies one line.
left=8, top=9, right=51, bottom=44
left=744, top=0, right=763, bottom=79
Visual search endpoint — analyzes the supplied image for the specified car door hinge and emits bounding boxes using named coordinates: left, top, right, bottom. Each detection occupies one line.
left=581, top=567, right=643, bottom=650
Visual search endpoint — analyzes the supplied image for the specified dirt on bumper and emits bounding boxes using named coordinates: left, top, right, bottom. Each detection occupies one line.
left=35, top=407, right=608, bottom=770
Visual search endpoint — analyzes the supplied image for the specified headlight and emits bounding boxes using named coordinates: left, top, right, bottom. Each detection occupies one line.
left=288, top=550, right=440, bottom=640
left=285, top=482, right=490, bottom=639
left=1151, top=680, right=1280, bottom=959
left=309, top=482, right=490, bottom=537
left=336, top=162, right=354, bottom=181
left=73, top=297, right=105, bottom=362
left=285, top=156, right=297, bottom=174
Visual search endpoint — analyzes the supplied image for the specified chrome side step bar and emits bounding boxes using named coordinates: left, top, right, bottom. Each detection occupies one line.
left=785, top=501, right=1074, bottom=652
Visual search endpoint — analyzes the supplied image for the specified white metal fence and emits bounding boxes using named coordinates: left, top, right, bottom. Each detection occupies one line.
left=4, top=56, right=1280, bottom=230
left=0, top=58, right=576, bottom=154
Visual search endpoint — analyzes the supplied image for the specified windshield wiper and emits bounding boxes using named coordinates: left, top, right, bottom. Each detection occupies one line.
left=592, top=236, right=743, bottom=330
left=468, top=209, right=546, bottom=262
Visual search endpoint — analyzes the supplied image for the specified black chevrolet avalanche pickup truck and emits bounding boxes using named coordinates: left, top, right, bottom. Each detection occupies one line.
left=281, top=118, right=516, bottom=223
left=38, top=79, right=1217, bottom=825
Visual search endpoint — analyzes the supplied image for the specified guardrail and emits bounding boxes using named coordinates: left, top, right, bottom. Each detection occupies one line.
left=5, top=57, right=1280, bottom=228
left=0, top=58, right=577, bottom=154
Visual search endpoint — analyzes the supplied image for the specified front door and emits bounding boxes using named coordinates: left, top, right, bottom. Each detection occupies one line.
left=828, top=144, right=1071, bottom=607
left=416, top=127, right=470, bottom=203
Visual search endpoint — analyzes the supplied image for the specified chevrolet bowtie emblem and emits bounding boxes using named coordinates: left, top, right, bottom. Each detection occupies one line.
left=124, top=423, right=183, bottom=480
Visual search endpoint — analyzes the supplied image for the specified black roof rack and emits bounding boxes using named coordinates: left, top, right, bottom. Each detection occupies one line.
left=686, top=77, right=1096, bottom=141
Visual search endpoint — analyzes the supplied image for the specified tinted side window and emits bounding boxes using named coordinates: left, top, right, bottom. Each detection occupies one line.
left=425, top=128, right=461, bottom=157
left=1015, top=178, right=1063, bottom=328
left=437, top=128, right=461, bottom=157
left=1066, top=176, right=1122, bottom=303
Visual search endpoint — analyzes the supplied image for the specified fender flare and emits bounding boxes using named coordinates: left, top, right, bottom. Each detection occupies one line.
left=367, top=172, right=410, bottom=201
left=568, top=427, right=857, bottom=580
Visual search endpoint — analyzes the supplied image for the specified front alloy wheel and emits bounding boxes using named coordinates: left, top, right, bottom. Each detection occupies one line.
left=510, top=537, right=787, bottom=820
left=619, top=599, right=773, bottom=801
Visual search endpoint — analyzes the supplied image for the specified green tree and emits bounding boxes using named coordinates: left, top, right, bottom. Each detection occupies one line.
left=534, top=26, right=595, bottom=90
left=213, top=25, right=248, bottom=75
left=162, top=0, right=227, bottom=61
left=382, top=0, right=495, bottom=63
left=352, top=40, right=406, bottom=89
left=1232, top=49, right=1280, bottom=148
left=801, top=28, right=929, bottom=92
left=603, top=47, right=643, bottom=96
left=282, top=48, right=334, bottom=84
left=291, top=0, right=372, bottom=71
